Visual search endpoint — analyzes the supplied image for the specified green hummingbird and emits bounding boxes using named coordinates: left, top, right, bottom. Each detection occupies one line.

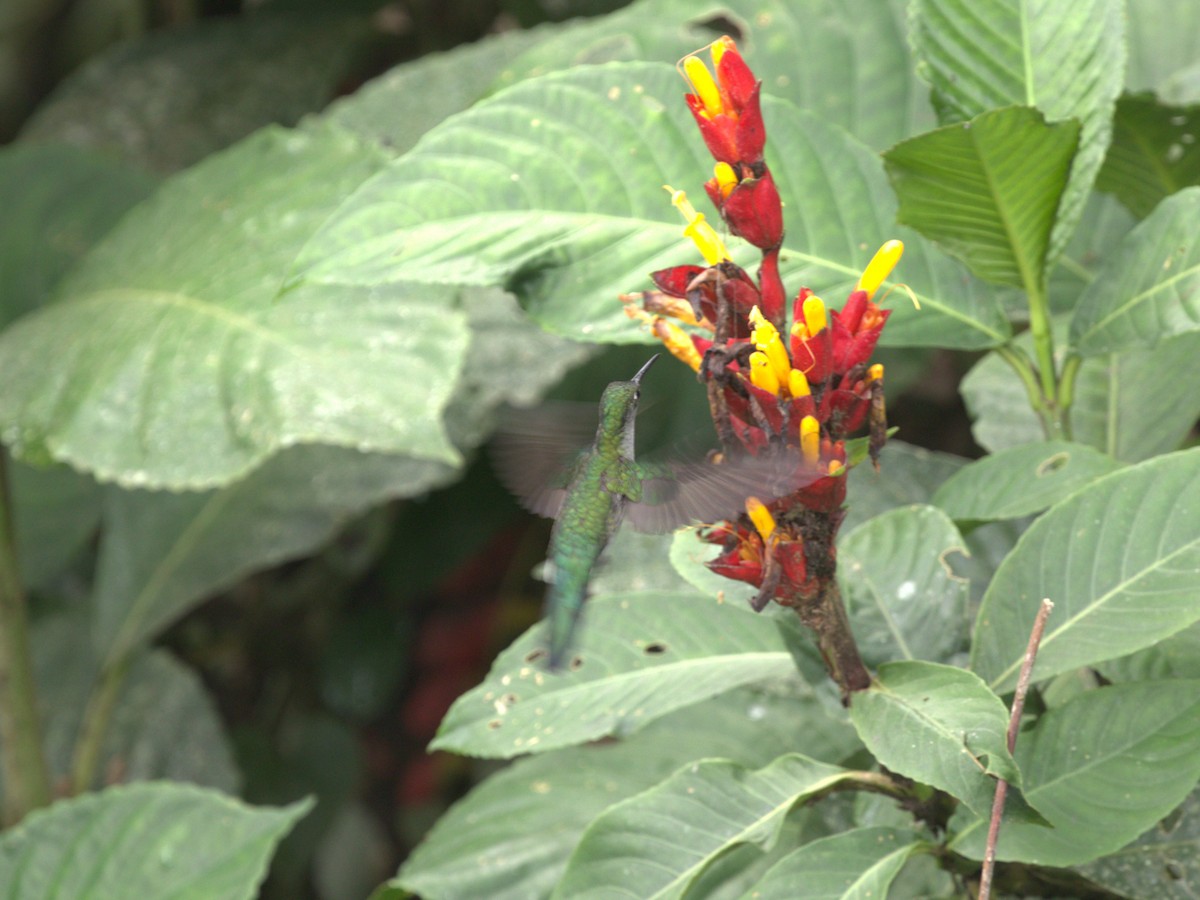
left=493, top=354, right=785, bottom=671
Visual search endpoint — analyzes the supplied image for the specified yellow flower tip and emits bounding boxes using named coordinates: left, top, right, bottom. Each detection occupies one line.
left=682, top=214, right=729, bottom=265
left=665, top=186, right=698, bottom=220
left=800, top=415, right=821, bottom=465
left=857, top=240, right=905, bottom=299
left=682, top=55, right=722, bottom=116
left=802, top=295, right=827, bottom=335
left=711, top=36, right=735, bottom=67
left=653, top=317, right=703, bottom=372
left=787, top=368, right=810, bottom=398
left=790, top=320, right=809, bottom=342
left=623, top=305, right=655, bottom=325
left=749, top=351, right=781, bottom=395
left=745, top=496, right=776, bottom=544
left=868, top=363, right=884, bottom=383
left=827, top=460, right=845, bottom=476
left=747, top=305, right=766, bottom=327
left=713, top=162, right=738, bottom=199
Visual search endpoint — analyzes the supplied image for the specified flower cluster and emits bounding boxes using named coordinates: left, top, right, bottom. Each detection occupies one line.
left=623, top=37, right=902, bottom=613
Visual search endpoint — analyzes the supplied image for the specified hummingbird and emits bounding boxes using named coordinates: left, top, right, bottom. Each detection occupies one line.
left=493, top=354, right=785, bottom=671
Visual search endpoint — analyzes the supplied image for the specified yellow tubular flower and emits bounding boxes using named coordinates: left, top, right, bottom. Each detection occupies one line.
left=711, top=35, right=732, bottom=68
left=683, top=56, right=722, bottom=116
left=800, top=415, right=821, bottom=465
left=868, top=363, right=884, bottom=383
left=802, top=295, right=827, bottom=335
left=827, top=460, right=845, bottom=476
left=745, top=496, right=776, bottom=544
left=667, top=186, right=730, bottom=264
left=749, top=352, right=781, bottom=395
left=857, top=240, right=905, bottom=299
left=652, top=317, right=703, bottom=372
left=787, top=368, right=810, bottom=398
left=713, top=162, right=738, bottom=199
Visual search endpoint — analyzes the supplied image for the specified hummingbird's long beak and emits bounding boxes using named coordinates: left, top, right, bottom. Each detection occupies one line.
left=631, top=353, right=659, bottom=385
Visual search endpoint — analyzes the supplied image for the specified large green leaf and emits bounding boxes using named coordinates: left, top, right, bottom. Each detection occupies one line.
left=841, top=441, right=967, bottom=533
left=838, top=505, right=970, bottom=667
left=0, top=142, right=157, bottom=328
left=1074, top=787, right=1200, bottom=900
left=0, top=784, right=310, bottom=898
left=90, top=287, right=584, bottom=659
left=1125, top=0, right=1200, bottom=95
left=8, top=456, right=102, bottom=590
left=1070, top=188, right=1200, bottom=355
left=1098, top=621, right=1200, bottom=683
left=20, top=14, right=374, bottom=172
left=1095, top=93, right=1200, bottom=219
left=949, top=681, right=1200, bottom=866
left=398, top=688, right=859, bottom=900
left=909, top=0, right=1124, bottom=266
left=745, top=826, right=926, bottom=900
left=431, top=590, right=804, bottom=758
left=848, top=661, right=1026, bottom=820
left=0, top=124, right=470, bottom=489
left=295, top=62, right=1010, bottom=350
left=884, top=106, right=1079, bottom=289
left=0, top=613, right=238, bottom=809
left=932, top=440, right=1122, bottom=521
left=553, top=753, right=852, bottom=899
left=971, top=449, right=1200, bottom=692
left=962, top=330, right=1200, bottom=463
left=328, top=0, right=936, bottom=156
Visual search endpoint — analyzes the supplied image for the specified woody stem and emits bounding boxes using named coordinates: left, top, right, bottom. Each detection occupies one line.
left=796, top=579, right=871, bottom=703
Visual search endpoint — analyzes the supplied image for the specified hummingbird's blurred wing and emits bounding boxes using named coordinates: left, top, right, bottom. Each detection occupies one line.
left=490, top=401, right=598, bottom=519
left=624, top=451, right=811, bottom=534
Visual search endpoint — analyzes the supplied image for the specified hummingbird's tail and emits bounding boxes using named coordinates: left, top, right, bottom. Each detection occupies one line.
left=543, top=562, right=587, bottom=671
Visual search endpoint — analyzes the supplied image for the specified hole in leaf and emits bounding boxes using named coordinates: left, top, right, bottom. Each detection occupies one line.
left=524, top=648, right=547, bottom=664
left=694, top=14, right=747, bottom=41
left=569, top=656, right=584, bottom=671
left=1036, top=452, right=1070, bottom=477
left=643, top=642, right=668, bottom=656
left=487, top=720, right=502, bottom=730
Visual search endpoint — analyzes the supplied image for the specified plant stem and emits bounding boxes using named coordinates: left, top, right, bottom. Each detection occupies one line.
left=979, top=598, right=1054, bottom=900
left=995, top=344, right=1062, bottom=440
left=69, top=654, right=133, bottom=795
left=796, top=580, right=871, bottom=703
left=0, top=454, right=53, bottom=824
left=1023, top=278, right=1070, bottom=439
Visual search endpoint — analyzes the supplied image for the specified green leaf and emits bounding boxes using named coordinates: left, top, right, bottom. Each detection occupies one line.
left=909, top=0, right=1125, bottom=265
left=962, top=330, right=1200, bottom=463
left=1126, top=0, right=1200, bottom=96
left=8, top=456, right=101, bottom=589
left=842, top=441, right=968, bottom=533
left=89, top=287, right=584, bottom=658
left=1095, top=93, right=1200, bottom=219
left=0, top=613, right=239, bottom=807
left=884, top=106, right=1080, bottom=289
left=848, top=661, right=1025, bottom=820
left=971, top=449, right=1200, bottom=692
left=839, top=505, right=970, bottom=666
left=1070, top=188, right=1200, bottom=355
left=1098, top=621, right=1200, bottom=683
left=0, top=125, right=468, bottom=489
left=553, top=753, right=852, bottom=900
left=21, top=14, right=374, bottom=172
left=949, top=681, right=1200, bottom=866
left=0, top=783, right=311, bottom=899
left=745, top=826, right=926, bottom=900
left=295, top=62, right=1010, bottom=350
left=1074, top=787, right=1200, bottom=900
left=400, top=689, right=859, bottom=900
left=430, top=590, right=802, bottom=758
left=932, top=441, right=1122, bottom=521
left=0, top=142, right=157, bottom=329
left=90, top=446, right=453, bottom=660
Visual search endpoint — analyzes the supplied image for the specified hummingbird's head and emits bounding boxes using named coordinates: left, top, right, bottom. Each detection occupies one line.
left=597, top=354, right=658, bottom=454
